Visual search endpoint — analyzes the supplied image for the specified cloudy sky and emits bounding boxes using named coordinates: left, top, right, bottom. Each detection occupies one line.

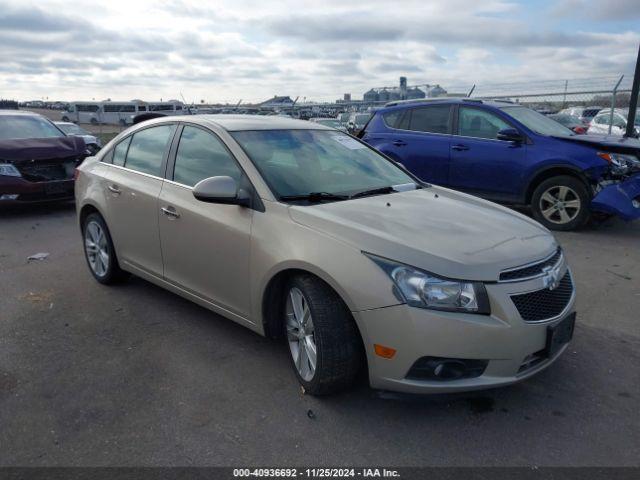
left=0, top=0, right=638, bottom=103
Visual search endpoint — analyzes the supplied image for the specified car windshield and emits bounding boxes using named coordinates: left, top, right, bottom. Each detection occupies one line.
left=231, top=129, right=417, bottom=200
left=0, top=116, right=65, bottom=140
left=317, top=119, right=342, bottom=128
left=57, top=123, right=88, bottom=135
left=355, top=114, right=371, bottom=124
left=501, top=106, right=574, bottom=136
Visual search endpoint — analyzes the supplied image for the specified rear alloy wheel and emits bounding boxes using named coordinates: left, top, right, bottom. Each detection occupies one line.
left=531, top=176, right=590, bottom=231
left=82, top=213, right=128, bottom=284
left=283, top=274, right=362, bottom=395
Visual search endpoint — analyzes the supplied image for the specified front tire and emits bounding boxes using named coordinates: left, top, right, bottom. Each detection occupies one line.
left=82, top=213, right=128, bottom=284
left=283, top=274, right=362, bottom=395
left=531, top=176, right=591, bottom=231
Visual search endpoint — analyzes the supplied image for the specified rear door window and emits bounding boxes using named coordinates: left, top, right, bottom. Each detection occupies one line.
left=408, top=106, right=451, bottom=134
left=124, top=125, right=175, bottom=177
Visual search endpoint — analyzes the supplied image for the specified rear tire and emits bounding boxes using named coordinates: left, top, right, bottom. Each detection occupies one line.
left=82, top=213, right=128, bottom=284
left=531, top=176, right=591, bottom=231
left=283, top=274, right=362, bottom=395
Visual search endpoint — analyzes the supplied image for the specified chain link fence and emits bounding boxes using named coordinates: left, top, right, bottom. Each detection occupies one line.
left=355, top=74, right=637, bottom=136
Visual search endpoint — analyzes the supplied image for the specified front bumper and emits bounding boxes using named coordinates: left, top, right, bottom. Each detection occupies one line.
left=591, top=173, right=640, bottom=221
left=0, top=176, right=75, bottom=203
left=354, top=269, right=576, bottom=394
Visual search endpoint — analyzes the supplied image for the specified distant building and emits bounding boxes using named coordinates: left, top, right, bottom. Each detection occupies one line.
left=424, top=85, right=447, bottom=98
left=260, top=96, right=295, bottom=108
left=344, top=93, right=351, bottom=102
left=406, top=87, right=426, bottom=100
left=362, top=77, right=447, bottom=103
left=363, top=89, right=379, bottom=102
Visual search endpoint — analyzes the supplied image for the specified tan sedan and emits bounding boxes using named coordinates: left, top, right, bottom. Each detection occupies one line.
left=75, top=115, right=576, bottom=395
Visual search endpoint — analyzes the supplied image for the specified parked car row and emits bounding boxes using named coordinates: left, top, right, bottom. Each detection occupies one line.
left=6, top=105, right=638, bottom=396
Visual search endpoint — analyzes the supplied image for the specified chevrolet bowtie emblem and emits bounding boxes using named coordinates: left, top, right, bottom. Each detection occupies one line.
left=542, top=264, right=562, bottom=290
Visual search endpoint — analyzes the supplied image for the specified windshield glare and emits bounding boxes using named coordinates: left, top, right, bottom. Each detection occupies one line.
left=0, top=116, right=65, bottom=140
left=231, top=129, right=416, bottom=199
left=501, top=106, right=574, bottom=136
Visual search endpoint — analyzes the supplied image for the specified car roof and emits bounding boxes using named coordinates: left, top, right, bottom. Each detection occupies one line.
left=138, top=114, right=334, bottom=132
left=381, top=97, right=517, bottom=110
left=0, top=109, right=44, bottom=117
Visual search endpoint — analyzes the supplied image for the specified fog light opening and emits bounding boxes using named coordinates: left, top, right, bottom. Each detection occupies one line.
left=406, top=356, right=489, bottom=381
left=433, top=360, right=468, bottom=380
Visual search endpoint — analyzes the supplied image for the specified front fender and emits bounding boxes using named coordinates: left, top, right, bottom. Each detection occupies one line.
left=591, top=173, right=640, bottom=221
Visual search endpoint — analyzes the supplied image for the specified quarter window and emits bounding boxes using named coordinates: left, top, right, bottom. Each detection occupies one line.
left=112, top=136, right=131, bottom=166
left=173, top=126, right=242, bottom=187
left=458, top=107, right=510, bottom=140
left=408, top=106, right=451, bottom=134
left=124, top=125, right=175, bottom=176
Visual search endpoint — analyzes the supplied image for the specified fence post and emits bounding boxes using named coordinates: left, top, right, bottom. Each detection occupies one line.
left=609, top=75, right=624, bottom=135
left=562, top=80, right=568, bottom=109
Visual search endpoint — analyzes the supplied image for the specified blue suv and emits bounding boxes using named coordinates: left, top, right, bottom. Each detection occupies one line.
left=360, top=98, right=640, bottom=230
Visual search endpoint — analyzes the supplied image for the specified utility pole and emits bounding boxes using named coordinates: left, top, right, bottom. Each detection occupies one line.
left=625, top=42, right=640, bottom=138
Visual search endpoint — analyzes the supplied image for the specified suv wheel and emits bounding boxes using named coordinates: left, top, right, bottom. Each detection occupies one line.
left=531, top=175, right=590, bottom=231
left=283, top=274, right=362, bottom=395
left=82, top=213, right=128, bottom=284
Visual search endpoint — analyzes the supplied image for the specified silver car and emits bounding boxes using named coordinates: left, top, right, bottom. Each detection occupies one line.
left=75, top=115, right=576, bottom=395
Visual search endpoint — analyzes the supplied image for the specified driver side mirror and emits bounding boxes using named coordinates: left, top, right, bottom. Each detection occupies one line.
left=496, top=128, right=524, bottom=143
left=192, top=176, right=251, bottom=207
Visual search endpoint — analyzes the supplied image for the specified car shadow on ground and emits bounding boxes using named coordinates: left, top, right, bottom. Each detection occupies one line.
left=0, top=201, right=76, bottom=219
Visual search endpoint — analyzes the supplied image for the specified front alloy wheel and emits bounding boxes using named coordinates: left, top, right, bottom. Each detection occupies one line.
left=539, top=185, right=581, bottom=225
left=531, top=175, right=590, bottom=231
left=282, top=275, right=363, bottom=395
left=286, top=287, right=317, bottom=382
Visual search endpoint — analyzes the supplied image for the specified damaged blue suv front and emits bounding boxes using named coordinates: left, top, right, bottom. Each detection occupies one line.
left=361, top=99, right=640, bottom=231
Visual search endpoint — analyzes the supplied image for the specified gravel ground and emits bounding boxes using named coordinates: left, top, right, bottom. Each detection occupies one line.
left=0, top=203, right=638, bottom=467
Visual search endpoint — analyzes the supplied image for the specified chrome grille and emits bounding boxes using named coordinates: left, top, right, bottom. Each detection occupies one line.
left=510, top=272, right=573, bottom=322
left=500, top=248, right=562, bottom=282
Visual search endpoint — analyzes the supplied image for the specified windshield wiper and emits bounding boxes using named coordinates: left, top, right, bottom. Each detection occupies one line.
left=279, top=192, right=350, bottom=203
left=349, top=186, right=397, bottom=199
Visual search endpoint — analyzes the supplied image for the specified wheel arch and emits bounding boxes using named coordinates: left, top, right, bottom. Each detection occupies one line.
left=524, top=164, right=591, bottom=205
left=78, top=202, right=107, bottom=230
left=260, top=264, right=360, bottom=340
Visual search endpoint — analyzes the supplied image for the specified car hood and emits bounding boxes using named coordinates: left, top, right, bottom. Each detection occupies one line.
left=0, top=136, right=86, bottom=162
left=288, top=187, right=557, bottom=281
left=551, top=134, right=640, bottom=152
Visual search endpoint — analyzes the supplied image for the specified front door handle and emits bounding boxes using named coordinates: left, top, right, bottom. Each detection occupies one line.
left=451, top=144, right=469, bottom=151
left=107, top=184, right=121, bottom=195
left=393, top=140, right=407, bottom=147
left=161, top=206, right=180, bottom=219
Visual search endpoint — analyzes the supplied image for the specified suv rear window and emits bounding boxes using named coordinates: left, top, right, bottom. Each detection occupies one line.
left=408, top=106, right=451, bottom=134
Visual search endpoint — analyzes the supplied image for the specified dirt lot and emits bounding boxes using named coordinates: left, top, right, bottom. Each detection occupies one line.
left=0, top=203, right=638, bottom=466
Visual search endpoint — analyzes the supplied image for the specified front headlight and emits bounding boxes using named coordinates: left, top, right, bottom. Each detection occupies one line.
left=0, top=163, right=21, bottom=177
left=365, top=253, right=490, bottom=314
left=598, top=152, right=640, bottom=175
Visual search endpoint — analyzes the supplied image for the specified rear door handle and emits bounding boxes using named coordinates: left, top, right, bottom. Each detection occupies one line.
left=451, top=144, right=469, bottom=151
left=107, top=184, right=121, bottom=195
left=393, top=140, right=407, bottom=147
left=161, top=206, right=180, bottom=219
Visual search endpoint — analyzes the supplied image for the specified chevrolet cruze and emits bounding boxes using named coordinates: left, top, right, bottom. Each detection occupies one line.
left=75, top=115, right=576, bottom=395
